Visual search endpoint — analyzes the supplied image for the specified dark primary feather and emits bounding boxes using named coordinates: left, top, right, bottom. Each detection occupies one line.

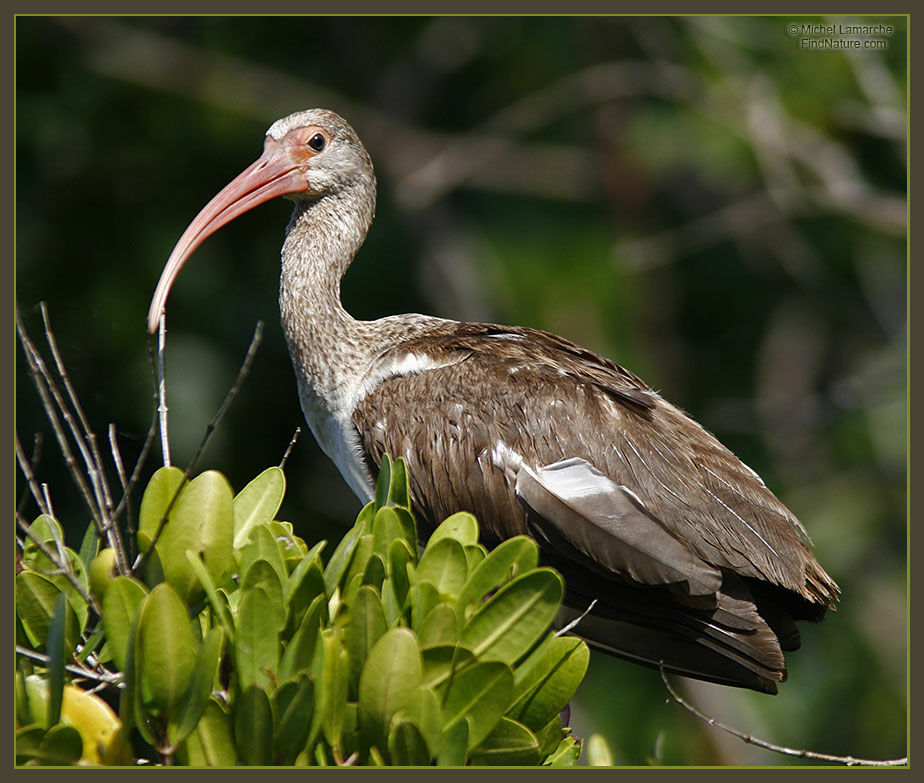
left=353, top=320, right=839, bottom=693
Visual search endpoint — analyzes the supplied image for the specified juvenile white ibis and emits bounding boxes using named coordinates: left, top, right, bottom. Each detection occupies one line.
left=147, top=109, right=838, bottom=694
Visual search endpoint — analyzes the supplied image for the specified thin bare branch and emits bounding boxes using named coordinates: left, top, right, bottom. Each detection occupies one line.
left=156, top=312, right=171, bottom=468
left=279, top=426, right=301, bottom=470
left=132, top=321, right=264, bottom=576
left=556, top=599, right=598, bottom=637
left=16, top=434, right=43, bottom=515
left=16, top=512, right=101, bottom=616
left=16, top=645, right=122, bottom=687
left=659, top=667, right=908, bottom=767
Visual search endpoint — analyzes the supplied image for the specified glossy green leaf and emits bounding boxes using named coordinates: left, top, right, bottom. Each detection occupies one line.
left=272, top=675, right=314, bottom=762
left=464, top=544, right=487, bottom=574
left=374, top=453, right=393, bottom=509
left=460, top=569, right=563, bottom=663
left=235, top=587, right=279, bottom=690
left=178, top=698, right=237, bottom=766
left=511, top=636, right=589, bottom=731
left=33, top=724, right=83, bottom=765
left=346, top=585, right=388, bottom=690
left=46, top=594, right=68, bottom=728
left=419, top=602, right=460, bottom=648
left=428, top=511, right=479, bottom=547
left=437, top=715, right=470, bottom=766
left=240, top=559, right=285, bottom=632
left=282, top=541, right=326, bottom=614
left=238, top=523, right=288, bottom=590
left=171, top=626, right=224, bottom=745
left=16, top=572, right=78, bottom=653
left=234, top=685, right=273, bottom=766
left=184, top=551, right=234, bottom=639
left=323, top=523, right=363, bottom=594
left=77, top=522, right=100, bottom=574
left=232, top=466, right=286, bottom=548
left=139, top=469, right=234, bottom=602
left=388, top=717, right=430, bottom=766
left=439, top=660, right=513, bottom=749
left=401, top=685, right=442, bottom=758
left=543, top=734, right=582, bottom=767
left=23, top=514, right=65, bottom=560
left=422, top=644, right=476, bottom=690
left=279, top=594, right=325, bottom=681
left=361, top=552, right=387, bottom=593
left=101, top=576, right=148, bottom=672
left=317, top=628, right=350, bottom=752
left=388, top=539, right=414, bottom=607
left=410, top=580, right=442, bottom=632
left=456, top=536, right=539, bottom=618
left=371, top=506, right=406, bottom=560
left=136, top=583, right=197, bottom=716
left=470, top=716, right=541, bottom=766
left=387, top=456, right=411, bottom=509
left=343, top=533, right=374, bottom=592
left=417, top=537, right=468, bottom=598
left=358, top=628, right=423, bottom=746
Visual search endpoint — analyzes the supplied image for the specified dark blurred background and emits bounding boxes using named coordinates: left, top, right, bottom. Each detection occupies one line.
left=15, top=16, right=906, bottom=764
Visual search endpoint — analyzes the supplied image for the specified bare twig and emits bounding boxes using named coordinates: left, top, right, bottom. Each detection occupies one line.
left=279, top=427, right=301, bottom=470
left=16, top=434, right=43, bottom=515
left=658, top=667, right=908, bottom=767
left=132, top=321, right=264, bottom=576
left=156, top=312, right=171, bottom=468
left=16, top=512, right=101, bottom=616
left=556, top=599, right=598, bottom=637
left=15, top=645, right=121, bottom=687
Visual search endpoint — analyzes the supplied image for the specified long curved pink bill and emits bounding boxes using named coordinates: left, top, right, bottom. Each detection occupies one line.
left=146, top=146, right=308, bottom=333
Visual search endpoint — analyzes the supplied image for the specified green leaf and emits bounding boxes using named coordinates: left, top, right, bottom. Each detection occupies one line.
left=23, top=514, right=65, bottom=560
left=428, top=512, right=479, bottom=547
left=16, top=572, right=78, bottom=653
left=279, top=594, right=325, bottom=681
left=316, top=628, right=350, bottom=752
left=470, top=716, right=541, bottom=766
left=234, top=685, right=273, bottom=766
left=374, top=454, right=393, bottom=509
left=417, top=538, right=468, bottom=598
left=437, top=715, right=469, bottom=766
left=388, top=717, right=430, bottom=766
left=139, top=469, right=234, bottom=603
left=511, top=636, right=589, bottom=731
left=34, top=724, right=84, bottom=765
left=358, top=628, right=423, bottom=747
left=460, top=569, right=563, bottom=663
left=419, top=602, right=460, bottom=648
left=282, top=541, right=326, bottom=617
left=177, top=698, right=237, bottom=766
left=240, top=559, right=286, bottom=632
left=46, top=594, right=68, bottom=728
left=361, top=552, right=387, bottom=592
left=543, top=734, right=582, bottom=767
left=456, top=536, right=539, bottom=619
left=101, top=576, right=148, bottom=672
left=388, top=539, right=414, bottom=607
left=371, top=506, right=406, bottom=561
left=464, top=544, right=487, bottom=575
left=184, top=552, right=234, bottom=639
left=387, top=456, right=411, bottom=510
left=422, top=644, right=476, bottom=690
left=171, top=626, right=224, bottom=746
left=232, top=466, right=286, bottom=549
left=346, top=585, right=388, bottom=691
left=136, top=583, right=198, bottom=716
left=323, top=523, right=363, bottom=594
left=238, top=523, right=288, bottom=590
left=235, top=587, right=280, bottom=690
left=77, top=522, right=100, bottom=574
left=439, top=661, right=513, bottom=749
left=272, top=675, right=314, bottom=762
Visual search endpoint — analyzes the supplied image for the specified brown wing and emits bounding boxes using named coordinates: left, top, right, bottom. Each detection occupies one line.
left=353, top=323, right=839, bottom=692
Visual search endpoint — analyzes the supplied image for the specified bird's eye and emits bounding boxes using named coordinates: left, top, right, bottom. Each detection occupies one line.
left=308, top=133, right=326, bottom=152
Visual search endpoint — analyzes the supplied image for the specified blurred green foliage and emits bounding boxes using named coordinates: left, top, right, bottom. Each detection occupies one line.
left=16, top=16, right=906, bottom=765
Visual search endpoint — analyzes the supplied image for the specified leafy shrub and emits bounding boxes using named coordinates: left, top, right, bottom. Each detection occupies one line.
left=16, top=454, right=589, bottom=766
